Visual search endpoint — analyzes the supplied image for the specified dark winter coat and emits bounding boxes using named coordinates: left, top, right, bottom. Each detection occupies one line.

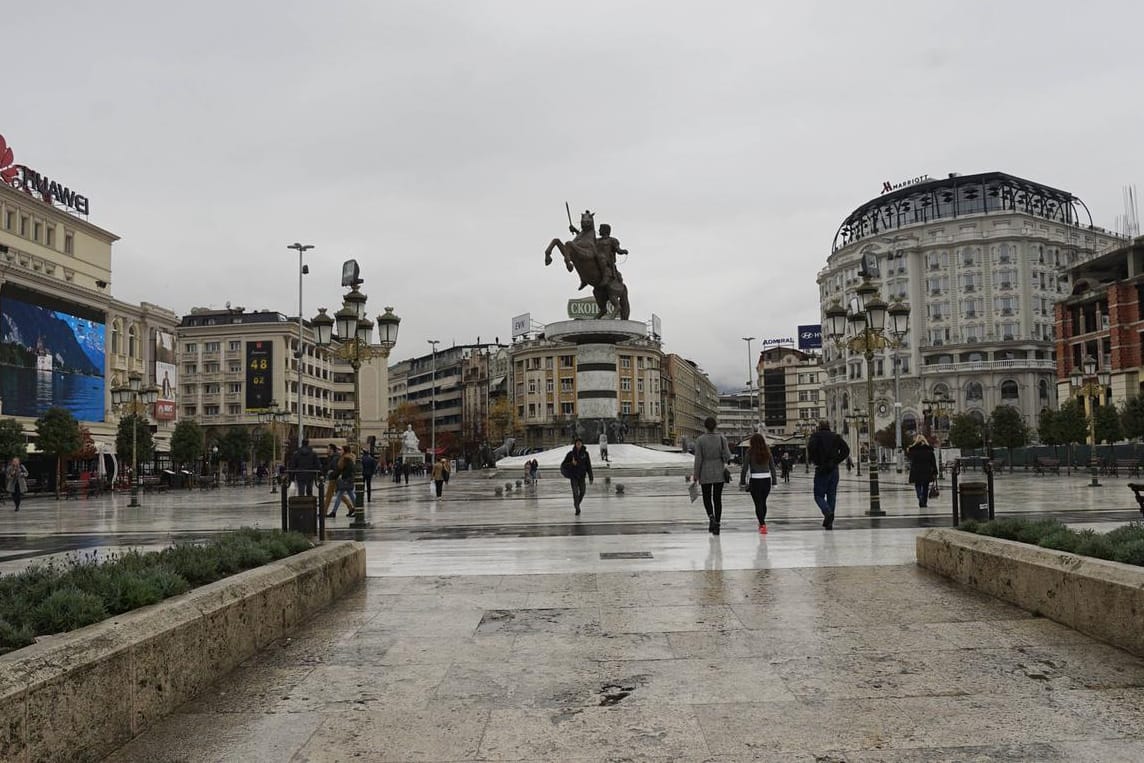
left=561, top=446, right=594, bottom=481
left=907, top=443, right=938, bottom=484
left=807, top=429, right=850, bottom=476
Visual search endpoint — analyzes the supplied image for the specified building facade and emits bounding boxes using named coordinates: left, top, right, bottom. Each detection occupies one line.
left=662, top=354, right=718, bottom=447
left=0, top=134, right=179, bottom=455
left=758, top=346, right=824, bottom=436
left=820, top=171, right=1125, bottom=445
left=177, top=307, right=392, bottom=453
left=1055, top=236, right=1144, bottom=405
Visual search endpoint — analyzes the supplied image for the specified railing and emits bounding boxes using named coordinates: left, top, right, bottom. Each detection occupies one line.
left=920, top=358, right=1056, bottom=374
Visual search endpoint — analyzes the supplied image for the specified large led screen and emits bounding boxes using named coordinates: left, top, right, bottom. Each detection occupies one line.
left=0, top=285, right=106, bottom=421
left=154, top=330, right=177, bottom=421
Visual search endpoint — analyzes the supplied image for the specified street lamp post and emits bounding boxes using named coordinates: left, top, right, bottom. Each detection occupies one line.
left=922, top=391, right=953, bottom=480
left=111, top=372, right=159, bottom=508
left=1070, top=354, right=1111, bottom=488
left=427, top=339, right=440, bottom=460
left=743, top=336, right=756, bottom=435
left=312, top=265, right=400, bottom=529
left=287, top=243, right=314, bottom=449
left=797, top=419, right=813, bottom=474
left=825, top=271, right=911, bottom=517
left=258, top=400, right=288, bottom=493
left=845, top=411, right=867, bottom=477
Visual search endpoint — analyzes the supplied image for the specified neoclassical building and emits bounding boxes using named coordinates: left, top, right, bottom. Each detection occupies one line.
left=819, top=172, right=1125, bottom=447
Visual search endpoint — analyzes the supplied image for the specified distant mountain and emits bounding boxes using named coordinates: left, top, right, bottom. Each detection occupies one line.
left=0, top=299, right=103, bottom=376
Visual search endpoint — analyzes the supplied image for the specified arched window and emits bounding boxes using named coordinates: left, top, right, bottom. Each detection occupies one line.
left=966, top=381, right=984, bottom=402
left=902, top=414, right=918, bottom=436
left=128, top=324, right=138, bottom=359
left=968, top=410, right=985, bottom=425
left=1039, top=379, right=1050, bottom=402
left=111, top=320, right=122, bottom=356
left=932, top=383, right=950, bottom=399
left=842, top=393, right=849, bottom=411
left=1001, top=380, right=1019, bottom=402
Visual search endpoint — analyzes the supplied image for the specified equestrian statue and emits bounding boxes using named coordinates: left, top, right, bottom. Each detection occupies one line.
left=544, top=206, right=631, bottom=320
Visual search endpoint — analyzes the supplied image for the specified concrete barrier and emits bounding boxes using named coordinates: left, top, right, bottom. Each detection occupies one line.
left=0, top=541, right=365, bottom=762
left=916, top=528, right=1144, bottom=657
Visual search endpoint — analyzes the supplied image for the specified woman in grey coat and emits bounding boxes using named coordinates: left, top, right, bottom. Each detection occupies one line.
left=6, top=457, right=28, bottom=512
left=693, top=417, right=732, bottom=534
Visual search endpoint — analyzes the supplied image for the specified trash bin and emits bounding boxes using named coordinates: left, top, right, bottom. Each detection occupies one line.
left=288, top=495, right=318, bottom=536
left=958, top=481, right=989, bottom=521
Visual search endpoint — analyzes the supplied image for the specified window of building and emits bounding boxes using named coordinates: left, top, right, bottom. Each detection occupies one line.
left=960, top=248, right=978, bottom=267
left=1000, top=380, right=1019, bottom=402
left=637, top=357, right=644, bottom=369
left=184, top=406, right=197, bottom=416
left=228, top=340, right=241, bottom=351
left=994, top=296, right=1017, bottom=315
left=204, top=362, right=220, bottom=373
left=204, top=341, right=220, bottom=352
left=184, top=343, right=197, bottom=352
left=19, top=216, right=27, bottom=236
left=64, top=233, right=73, bottom=254
left=965, top=382, right=983, bottom=402
left=999, top=321, right=1019, bottom=340
left=545, top=357, right=553, bottom=369
left=545, top=379, right=553, bottom=392
left=560, top=355, right=574, bottom=368
left=961, top=273, right=982, bottom=291
left=620, top=356, right=631, bottom=369
left=127, top=325, right=138, bottom=358
left=228, top=383, right=241, bottom=393
left=528, top=403, right=536, bottom=418
left=561, top=378, right=573, bottom=392
left=997, top=244, right=1012, bottom=264
left=621, top=402, right=632, bottom=414
left=229, top=363, right=241, bottom=373
left=204, top=405, right=220, bottom=416
left=184, top=363, right=197, bottom=374
left=528, top=380, right=537, bottom=393
left=111, top=321, right=122, bottom=355
left=620, top=378, right=632, bottom=391
left=32, top=222, right=41, bottom=242
left=926, top=276, right=949, bottom=294
left=3, top=210, right=12, bottom=230
left=562, top=402, right=574, bottom=415
left=637, top=378, right=644, bottom=393
left=45, top=226, right=54, bottom=247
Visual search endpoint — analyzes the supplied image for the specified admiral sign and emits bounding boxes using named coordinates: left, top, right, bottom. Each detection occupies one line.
left=0, top=133, right=91, bottom=215
left=761, top=337, right=794, bottom=347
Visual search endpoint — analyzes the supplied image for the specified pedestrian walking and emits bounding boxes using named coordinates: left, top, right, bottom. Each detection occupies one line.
left=599, top=431, right=609, bottom=463
left=328, top=449, right=358, bottom=518
left=529, top=459, right=539, bottom=482
left=431, top=457, right=449, bottom=498
left=402, top=461, right=412, bottom=485
left=906, top=434, right=938, bottom=508
left=5, top=457, right=28, bottom=512
left=780, top=451, right=792, bottom=483
left=360, top=450, right=377, bottom=502
left=290, top=440, right=321, bottom=495
left=807, top=420, right=850, bottom=530
left=321, top=444, right=341, bottom=515
left=560, top=438, right=594, bottom=515
left=746, top=433, right=776, bottom=534
left=693, top=417, right=732, bottom=535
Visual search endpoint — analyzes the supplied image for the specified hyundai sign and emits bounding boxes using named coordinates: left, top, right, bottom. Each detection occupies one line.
left=798, top=324, right=822, bottom=350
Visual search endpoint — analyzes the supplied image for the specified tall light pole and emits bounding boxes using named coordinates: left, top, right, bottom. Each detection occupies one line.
left=258, top=400, right=288, bottom=494
left=428, top=339, right=440, bottom=459
left=313, top=262, right=400, bottom=528
left=742, top=336, right=756, bottom=435
left=825, top=268, right=911, bottom=517
left=287, top=243, right=314, bottom=449
left=111, top=372, right=159, bottom=508
left=1071, top=355, right=1110, bottom=488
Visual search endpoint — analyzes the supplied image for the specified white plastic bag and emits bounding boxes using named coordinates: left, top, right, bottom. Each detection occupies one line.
left=429, top=480, right=436, bottom=496
left=688, top=481, right=699, bottom=503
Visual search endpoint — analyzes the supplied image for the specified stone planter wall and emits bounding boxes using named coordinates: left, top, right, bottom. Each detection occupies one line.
left=916, top=528, right=1144, bottom=657
left=0, top=540, right=365, bottom=762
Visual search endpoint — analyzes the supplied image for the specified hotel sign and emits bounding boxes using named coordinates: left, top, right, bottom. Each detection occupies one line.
left=0, top=133, right=91, bottom=215
left=880, top=174, right=931, bottom=195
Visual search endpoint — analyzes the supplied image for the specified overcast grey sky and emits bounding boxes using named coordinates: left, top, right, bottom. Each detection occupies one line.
left=5, top=1, right=1142, bottom=389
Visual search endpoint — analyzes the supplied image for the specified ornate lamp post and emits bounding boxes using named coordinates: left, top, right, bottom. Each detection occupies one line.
left=1070, top=354, right=1110, bottom=488
left=844, top=411, right=867, bottom=477
left=312, top=264, right=400, bottom=528
left=922, top=391, right=953, bottom=479
left=111, top=372, right=159, bottom=508
left=287, top=243, right=314, bottom=449
left=257, top=400, right=289, bottom=493
left=825, top=271, right=911, bottom=516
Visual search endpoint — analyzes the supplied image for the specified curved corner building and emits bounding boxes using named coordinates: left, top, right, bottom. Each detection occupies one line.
left=818, top=172, right=1125, bottom=450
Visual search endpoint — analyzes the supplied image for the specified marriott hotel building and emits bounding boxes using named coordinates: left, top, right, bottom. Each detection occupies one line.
left=818, top=172, right=1125, bottom=447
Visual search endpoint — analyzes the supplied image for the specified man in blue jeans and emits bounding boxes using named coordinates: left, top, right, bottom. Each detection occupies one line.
left=806, top=420, right=850, bottom=530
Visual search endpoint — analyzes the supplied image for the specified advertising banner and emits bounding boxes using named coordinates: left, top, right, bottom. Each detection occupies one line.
left=511, top=313, right=530, bottom=337
left=245, top=340, right=273, bottom=411
left=798, top=324, right=823, bottom=350
left=154, top=330, right=177, bottom=421
left=0, top=284, right=105, bottom=421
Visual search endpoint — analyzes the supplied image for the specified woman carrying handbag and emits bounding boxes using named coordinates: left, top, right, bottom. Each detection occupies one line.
left=693, top=417, right=732, bottom=534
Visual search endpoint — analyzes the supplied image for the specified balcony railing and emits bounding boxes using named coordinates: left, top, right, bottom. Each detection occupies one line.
left=920, top=358, right=1056, bottom=374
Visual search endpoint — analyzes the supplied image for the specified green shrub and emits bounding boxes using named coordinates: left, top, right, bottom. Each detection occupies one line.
left=1112, top=539, right=1144, bottom=566
left=29, top=588, right=107, bottom=633
left=1037, top=528, right=1080, bottom=553
left=962, top=518, right=1144, bottom=568
left=0, top=527, right=314, bottom=654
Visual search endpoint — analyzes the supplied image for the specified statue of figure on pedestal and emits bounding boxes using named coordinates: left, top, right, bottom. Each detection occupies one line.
left=400, top=425, right=420, bottom=455
left=544, top=207, right=631, bottom=320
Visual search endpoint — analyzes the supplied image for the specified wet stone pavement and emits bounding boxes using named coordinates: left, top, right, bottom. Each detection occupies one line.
left=5, top=470, right=1143, bottom=760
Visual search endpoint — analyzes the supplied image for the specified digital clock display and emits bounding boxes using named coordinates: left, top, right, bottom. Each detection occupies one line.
left=245, top=341, right=274, bottom=411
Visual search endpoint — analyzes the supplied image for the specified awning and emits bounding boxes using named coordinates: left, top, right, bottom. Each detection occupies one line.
left=489, top=375, right=506, bottom=389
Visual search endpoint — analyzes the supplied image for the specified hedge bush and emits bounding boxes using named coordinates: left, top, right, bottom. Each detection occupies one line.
left=960, top=518, right=1144, bottom=568
left=0, top=528, right=313, bottom=654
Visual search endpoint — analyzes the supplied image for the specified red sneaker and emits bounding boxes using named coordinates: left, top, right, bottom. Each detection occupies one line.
left=759, top=524, right=768, bottom=535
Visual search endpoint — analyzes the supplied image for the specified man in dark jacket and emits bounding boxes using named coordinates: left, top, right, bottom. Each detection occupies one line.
left=289, top=439, right=321, bottom=497
left=360, top=451, right=377, bottom=502
left=906, top=434, right=939, bottom=508
left=806, top=420, right=850, bottom=530
left=560, top=438, right=594, bottom=515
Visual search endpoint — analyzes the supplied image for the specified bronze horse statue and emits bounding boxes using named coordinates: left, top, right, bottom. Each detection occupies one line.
left=544, top=210, right=630, bottom=320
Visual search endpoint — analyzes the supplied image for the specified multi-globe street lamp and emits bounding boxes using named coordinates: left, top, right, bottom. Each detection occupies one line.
left=922, top=391, right=954, bottom=479
left=825, top=268, right=910, bottom=516
left=257, top=400, right=289, bottom=494
left=1070, top=354, right=1111, bottom=489
left=111, top=372, right=159, bottom=508
left=312, top=261, right=400, bottom=528
left=844, top=411, right=867, bottom=477
left=287, top=242, right=314, bottom=449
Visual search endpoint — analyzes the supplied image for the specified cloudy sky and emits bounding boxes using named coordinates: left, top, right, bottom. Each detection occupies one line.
left=5, top=1, right=1142, bottom=389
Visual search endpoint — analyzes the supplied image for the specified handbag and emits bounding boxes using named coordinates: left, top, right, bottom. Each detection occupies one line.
left=723, top=468, right=732, bottom=484
left=688, top=480, right=699, bottom=503
left=928, top=483, right=940, bottom=498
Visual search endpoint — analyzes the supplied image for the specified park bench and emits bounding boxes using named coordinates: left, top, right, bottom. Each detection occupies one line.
left=1111, top=459, right=1142, bottom=478
left=63, top=478, right=104, bottom=500
left=1033, top=458, right=1061, bottom=475
left=1127, top=483, right=1144, bottom=518
left=141, top=476, right=168, bottom=493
